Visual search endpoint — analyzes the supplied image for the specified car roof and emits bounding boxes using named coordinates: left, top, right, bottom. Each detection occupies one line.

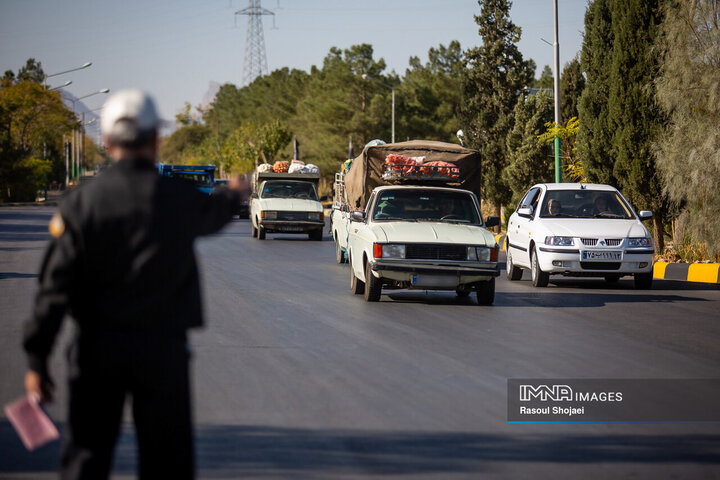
left=373, top=185, right=473, bottom=194
left=537, top=183, right=618, bottom=192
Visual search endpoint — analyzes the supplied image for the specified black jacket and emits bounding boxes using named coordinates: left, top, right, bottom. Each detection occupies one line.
left=23, top=156, right=239, bottom=374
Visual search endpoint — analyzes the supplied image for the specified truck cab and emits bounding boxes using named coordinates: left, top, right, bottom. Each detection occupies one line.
left=250, top=172, right=325, bottom=241
left=157, top=163, right=215, bottom=194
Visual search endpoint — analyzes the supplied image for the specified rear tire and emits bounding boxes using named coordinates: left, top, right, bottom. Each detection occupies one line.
left=335, top=240, right=345, bottom=264
left=364, top=261, right=382, bottom=302
left=350, top=256, right=365, bottom=294
left=476, top=278, right=495, bottom=305
left=506, top=249, right=523, bottom=281
left=531, top=247, right=549, bottom=287
left=634, top=272, right=653, bottom=289
left=258, top=226, right=266, bottom=240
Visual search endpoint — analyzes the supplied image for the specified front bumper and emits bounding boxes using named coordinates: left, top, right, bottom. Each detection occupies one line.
left=369, top=260, right=499, bottom=289
left=536, top=247, right=654, bottom=276
left=259, top=220, right=324, bottom=233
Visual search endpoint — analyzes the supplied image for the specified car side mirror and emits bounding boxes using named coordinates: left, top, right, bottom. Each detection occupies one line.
left=639, top=210, right=653, bottom=220
left=485, top=216, right=500, bottom=228
left=518, top=206, right=534, bottom=218
left=350, top=211, right=366, bottom=222
left=250, top=192, right=259, bottom=199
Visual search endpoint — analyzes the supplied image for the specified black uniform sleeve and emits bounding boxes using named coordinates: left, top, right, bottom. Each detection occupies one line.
left=22, top=211, right=81, bottom=375
left=191, top=187, right=242, bottom=237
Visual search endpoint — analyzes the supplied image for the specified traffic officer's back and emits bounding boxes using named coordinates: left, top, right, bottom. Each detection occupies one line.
left=23, top=89, right=240, bottom=480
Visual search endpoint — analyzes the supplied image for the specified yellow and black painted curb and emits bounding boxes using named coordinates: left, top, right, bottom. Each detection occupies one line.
left=495, top=233, right=506, bottom=251
left=653, top=262, right=720, bottom=284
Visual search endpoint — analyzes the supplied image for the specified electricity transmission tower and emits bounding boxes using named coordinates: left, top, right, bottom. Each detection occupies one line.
left=235, top=0, right=275, bottom=86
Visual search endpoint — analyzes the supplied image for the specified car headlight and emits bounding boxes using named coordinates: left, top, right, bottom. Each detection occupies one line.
left=308, top=212, right=323, bottom=221
left=467, top=246, right=498, bottom=262
left=628, top=237, right=652, bottom=247
left=262, top=211, right=277, bottom=219
left=373, top=243, right=405, bottom=259
left=545, top=236, right=574, bottom=246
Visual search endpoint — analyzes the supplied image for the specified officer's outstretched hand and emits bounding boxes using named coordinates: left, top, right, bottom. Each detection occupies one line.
left=25, top=370, right=54, bottom=403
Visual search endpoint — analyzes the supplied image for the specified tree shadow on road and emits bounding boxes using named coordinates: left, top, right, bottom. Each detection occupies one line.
left=3, top=421, right=719, bottom=477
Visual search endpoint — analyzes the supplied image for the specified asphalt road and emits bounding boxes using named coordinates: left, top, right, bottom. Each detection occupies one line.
left=1, top=205, right=720, bottom=479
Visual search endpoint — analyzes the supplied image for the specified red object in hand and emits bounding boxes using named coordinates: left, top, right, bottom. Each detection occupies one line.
left=4, top=396, right=59, bottom=451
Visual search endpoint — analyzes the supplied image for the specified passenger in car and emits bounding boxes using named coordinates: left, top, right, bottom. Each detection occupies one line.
left=547, top=198, right=562, bottom=216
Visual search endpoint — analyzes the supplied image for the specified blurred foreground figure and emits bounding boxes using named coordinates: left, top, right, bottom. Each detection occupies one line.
left=23, top=90, right=242, bottom=480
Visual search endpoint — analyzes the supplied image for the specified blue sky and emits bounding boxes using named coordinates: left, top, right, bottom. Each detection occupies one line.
left=1, top=0, right=587, bottom=126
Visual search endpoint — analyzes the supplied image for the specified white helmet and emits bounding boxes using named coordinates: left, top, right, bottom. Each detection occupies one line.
left=101, top=89, right=160, bottom=145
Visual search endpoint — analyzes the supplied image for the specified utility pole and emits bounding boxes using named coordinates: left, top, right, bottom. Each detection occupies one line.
left=236, top=0, right=275, bottom=86
left=553, top=0, right=562, bottom=183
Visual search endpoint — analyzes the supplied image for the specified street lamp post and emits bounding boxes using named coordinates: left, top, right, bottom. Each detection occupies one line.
left=49, top=80, right=72, bottom=91
left=553, top=0, right=561, bottom=183
left=68, top=88, right=109, bottom=185
left=44, top=61, right=91, bottom=87
left=362, top=74, right=395, bottom=144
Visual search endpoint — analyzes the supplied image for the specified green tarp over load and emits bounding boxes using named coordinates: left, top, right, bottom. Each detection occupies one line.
left=343, top=140, right=482, bottom=209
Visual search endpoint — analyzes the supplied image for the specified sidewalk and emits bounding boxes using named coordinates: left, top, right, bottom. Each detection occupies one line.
left=0, top=190, right=64, bottom=207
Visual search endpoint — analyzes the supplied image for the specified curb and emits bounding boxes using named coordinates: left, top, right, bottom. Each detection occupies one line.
left=653, top=262, right=720, bottom=284
left=495, top=233, right=506, bottom=251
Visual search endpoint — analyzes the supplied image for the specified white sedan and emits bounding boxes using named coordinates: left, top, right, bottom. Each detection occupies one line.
left=506, top=183, right=655, bottom=288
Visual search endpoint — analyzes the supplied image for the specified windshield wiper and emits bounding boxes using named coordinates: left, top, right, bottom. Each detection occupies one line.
left=375, top=216, right=416, bottom=222
left=594, top=212, right=625, bottom=218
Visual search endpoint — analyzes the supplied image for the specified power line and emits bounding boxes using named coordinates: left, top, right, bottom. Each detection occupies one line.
left=235, top=0, right=275, bottom=86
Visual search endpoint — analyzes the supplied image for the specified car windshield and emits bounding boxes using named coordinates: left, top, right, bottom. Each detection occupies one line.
left=261, top=180, right=318, bottom=200
left=372, top=189, right=481, bottom=224
left=170, top=172, right=213, bottom=186
left=539, top=190, right=634, bottom=219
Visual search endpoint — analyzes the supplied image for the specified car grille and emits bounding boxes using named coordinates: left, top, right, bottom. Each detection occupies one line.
left=406, top=244, right=466, bottom=261
left=580, top=238, right=623, bottom=247
left=276, top=211, right=309, bottom=221
left=580, top=262, right=621, bottom=270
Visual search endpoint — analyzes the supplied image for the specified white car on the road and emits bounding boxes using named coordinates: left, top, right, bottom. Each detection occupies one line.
left=505, top=183, right=655, bottom=288
left=347, top=185, right=500, bottom=303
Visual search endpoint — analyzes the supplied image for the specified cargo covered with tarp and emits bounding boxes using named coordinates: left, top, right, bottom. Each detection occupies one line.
left=343, top=140, right=482, bottom=209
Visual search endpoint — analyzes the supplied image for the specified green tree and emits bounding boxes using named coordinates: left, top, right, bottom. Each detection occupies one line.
left=655, top=0, right=720, bottom=259
left=159, top=124, right=210, bottom=165
left=559, top=56, right=585, bottom=121
left=460, top=0, right=535, bottom=215
left=534, top=65, right=554, bottom=89
left=0, top=80, right=75, bottom=201
left=538, top=117, right=584, bottom=182
left=295, top=44, right=388, bottom=175
left=609, top=0, right=668, bottom=252
left=17, top=58, right=45, bottom=83
left=577, top=0, right=615, bottom=184
left=504, top=92, right=554, bottom=205
left=399, top=41, right=464, bottom=142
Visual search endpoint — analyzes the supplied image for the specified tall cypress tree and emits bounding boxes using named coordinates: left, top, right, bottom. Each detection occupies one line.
left=609, top=0, right=667, bottom=252
left=559, top=57, right=585, bottom=121
left=461, top=0, right=534, bottom=214
left=577, top=0, right=615, bottom=185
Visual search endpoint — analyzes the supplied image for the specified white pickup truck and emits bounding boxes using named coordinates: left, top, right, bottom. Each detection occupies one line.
left=332, top=140, right=500, bottom=304
left=250, top=171, right=325, bottom=241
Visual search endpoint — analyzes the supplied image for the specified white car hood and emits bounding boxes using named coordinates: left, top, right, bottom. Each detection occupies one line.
left=540, top=218, right=648, bottom=238
left=372, top=222, right=496, bottom=246
left=257, top=198, right=323, bottom=212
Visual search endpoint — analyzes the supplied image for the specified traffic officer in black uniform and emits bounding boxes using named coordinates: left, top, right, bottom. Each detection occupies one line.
left=23, top=89, right=242, bottom=480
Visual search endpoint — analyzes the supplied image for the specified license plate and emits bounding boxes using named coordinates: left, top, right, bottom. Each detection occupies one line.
left=411, top=274, right=457, bottom=287
left=581, top=250, right=622, bottom=261
left=278, top=226, right=303, bottom=232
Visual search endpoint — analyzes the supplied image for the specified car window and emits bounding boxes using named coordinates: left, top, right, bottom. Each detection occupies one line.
left=261, top=181, right=318, bottom=200
left=372, top=189, right=480, bottom=224
left=539, top=190, right=634, bottom=219
left=519, top=187, right=540, bottom=212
